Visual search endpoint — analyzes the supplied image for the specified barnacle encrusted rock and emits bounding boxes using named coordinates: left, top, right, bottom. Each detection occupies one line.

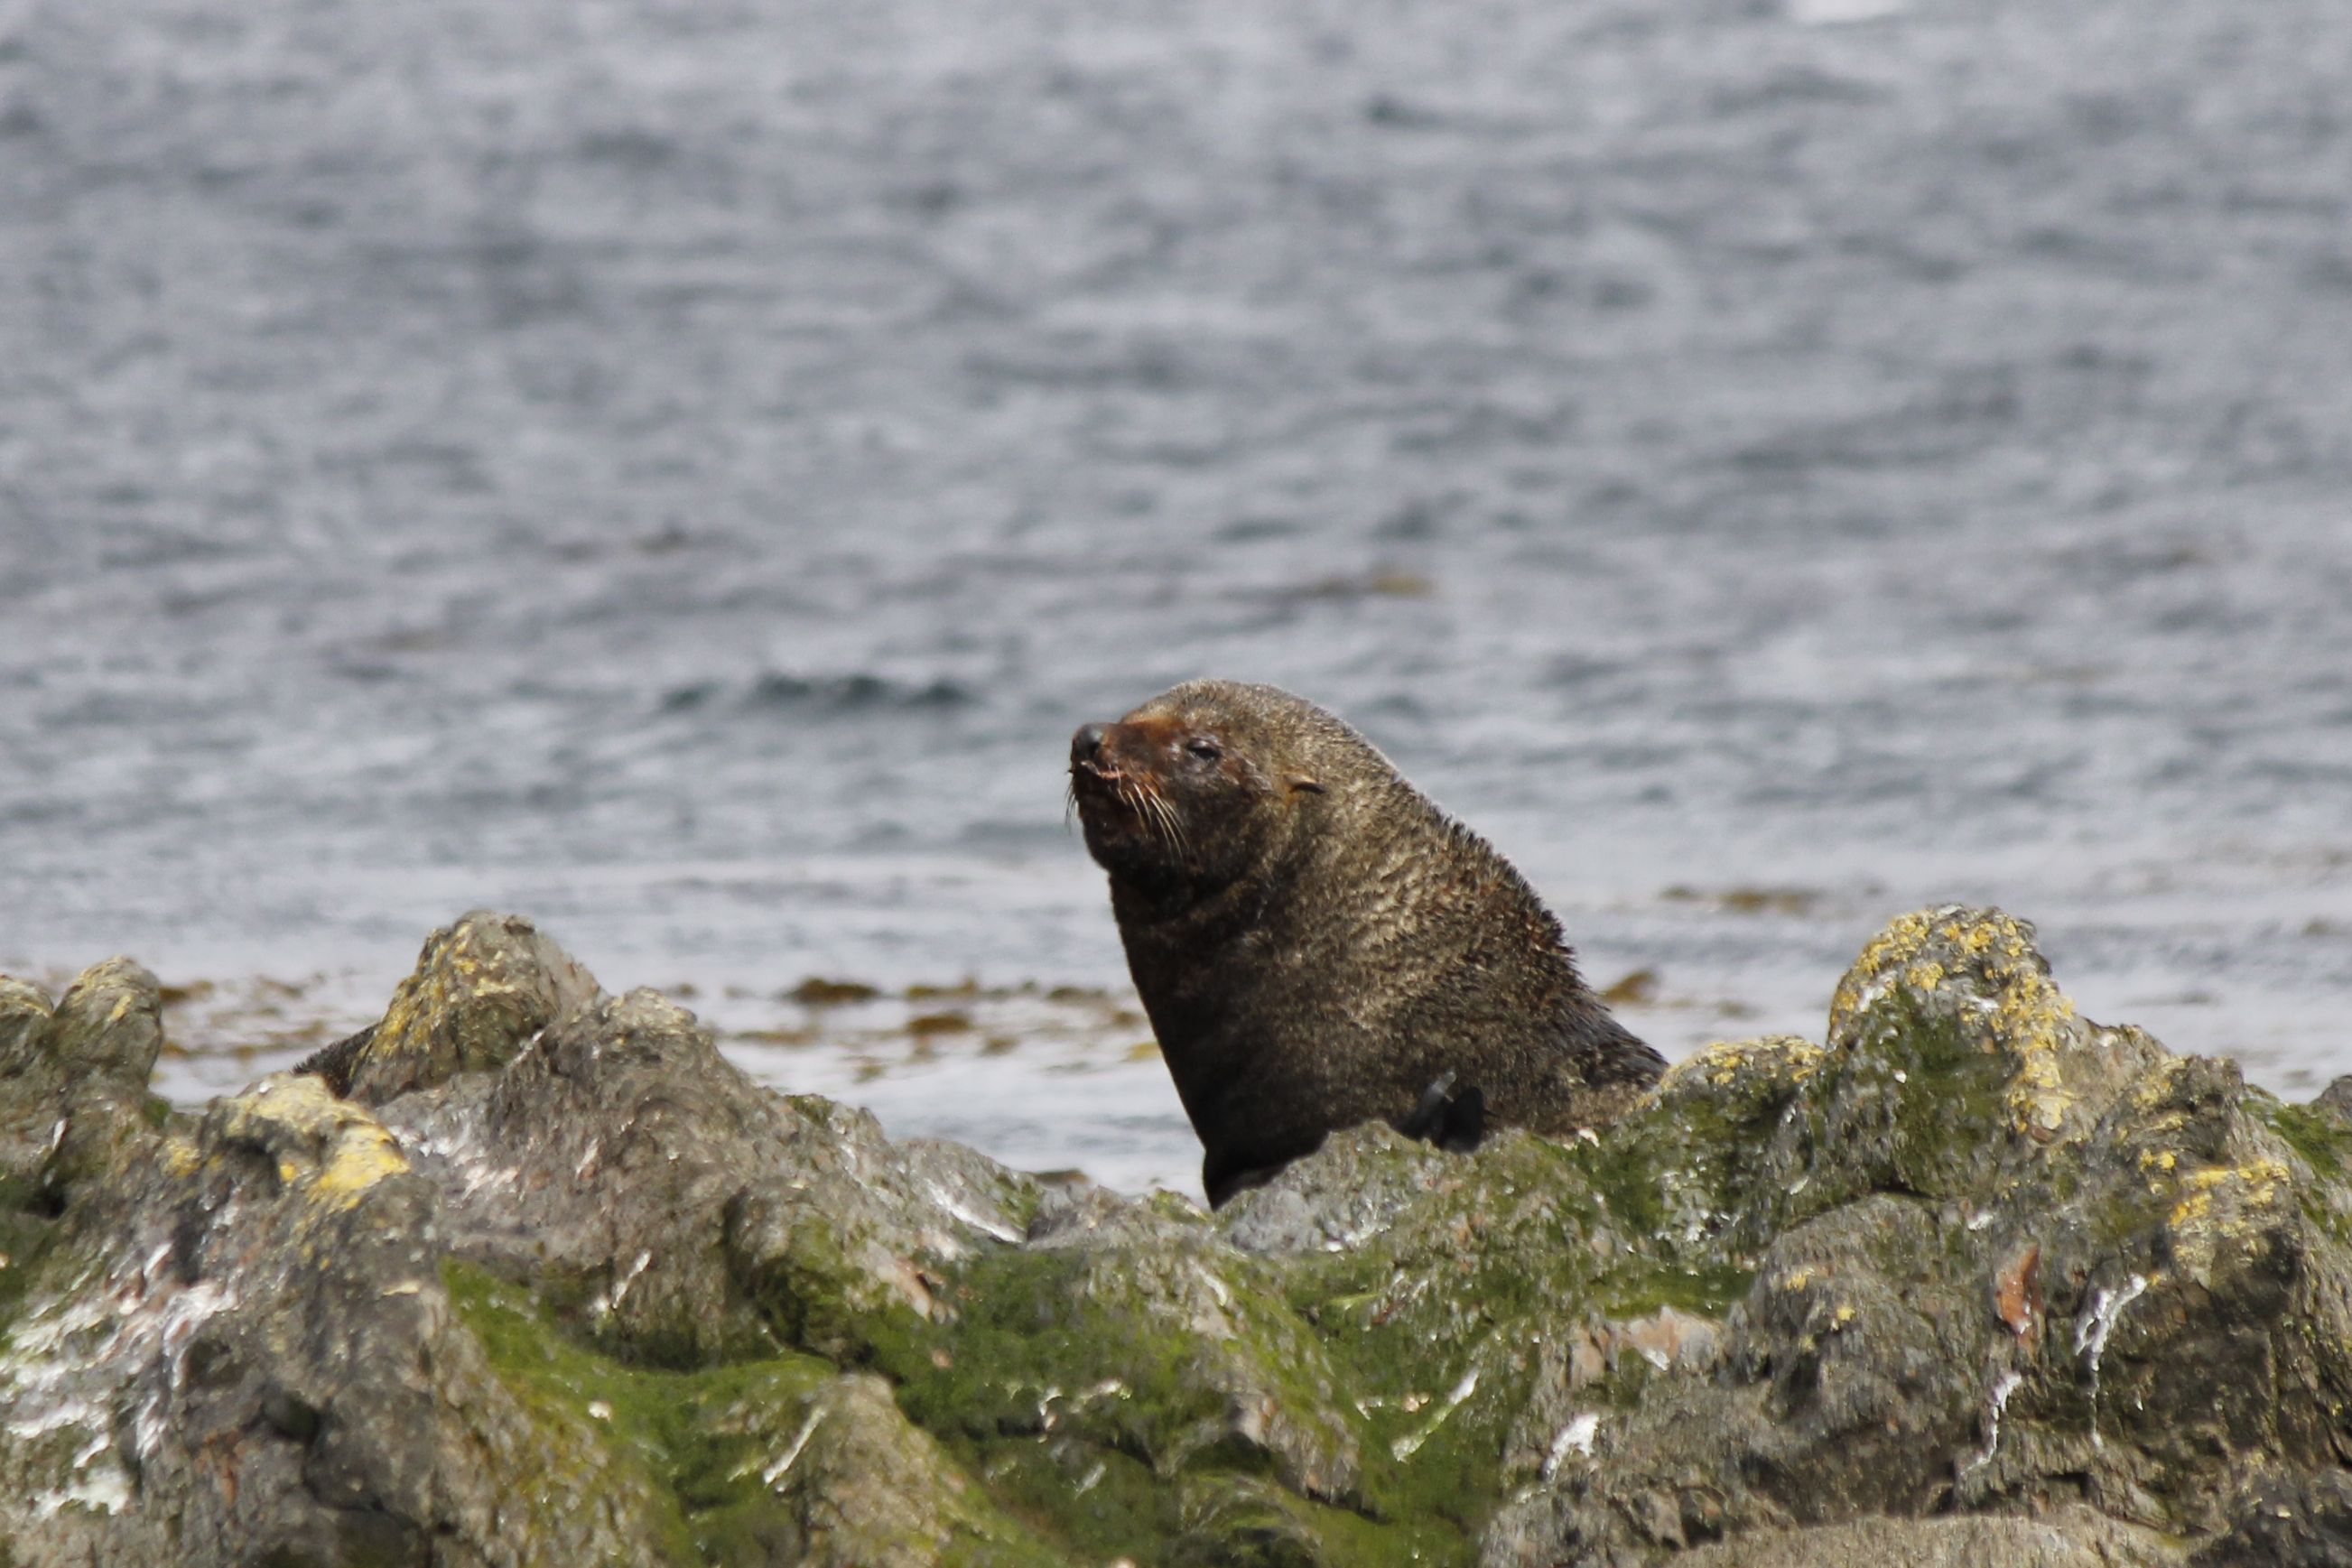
left=3, top=906, right=2348, bottom=1566
left=1827, top=904, right=2154, bottom=1143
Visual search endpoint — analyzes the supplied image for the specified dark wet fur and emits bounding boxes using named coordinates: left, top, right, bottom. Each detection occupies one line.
left=291, top=1024, right=372, bottom=1098
left=1073, top=680, right=1663, bottom=1205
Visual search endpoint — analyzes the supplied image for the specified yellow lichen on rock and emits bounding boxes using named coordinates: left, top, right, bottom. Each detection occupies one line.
left=1659, top=1035, right=1825, bottom=1095
left=314, top=1121, right=410, bottom=1204
left=2171, top=1158, right=2289, bottom=1217
left=321, top=912, right=599, bottom=1103
left=377, top=920, right=530, bottom=1054
left=1653, top=1035, right=1827, bottom=1139
left=158, top=1132, right=201, bottom=1178
left=2161, top=1158, right=2292, bottom=1279
left=213, top=1075, right=410, bottom=1211
left=1987, top=951, right=2077, bottom=1138
left=0, top=976, right=54, bottom=1016
left=0, top=976, right=57, bottom=1072
left=2129, top=1056, right=2191, bottom=1117
left=1827, top=908, right=1939, bottom=1030
left=1829, top=906, right=2082, bottom=1140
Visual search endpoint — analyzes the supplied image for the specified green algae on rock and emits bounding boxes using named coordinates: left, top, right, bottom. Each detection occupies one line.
left=5, top=905, right=2352, bottom=1565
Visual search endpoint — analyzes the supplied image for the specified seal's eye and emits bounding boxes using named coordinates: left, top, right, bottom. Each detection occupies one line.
left=1185, top=738, right=1222, bottom=762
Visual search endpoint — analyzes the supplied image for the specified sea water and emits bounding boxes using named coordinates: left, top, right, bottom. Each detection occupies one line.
left=4, top=0, right=2348, bottom=1194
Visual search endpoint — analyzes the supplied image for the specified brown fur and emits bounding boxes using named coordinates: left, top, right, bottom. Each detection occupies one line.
left=1071, top=679, right=1661, bottom=1205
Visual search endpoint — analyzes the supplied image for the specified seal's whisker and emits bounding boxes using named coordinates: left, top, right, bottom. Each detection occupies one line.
left=1159, top=794, right=1192, bottom=860
left=1148, top=791, right=1179, bottom=856
left=1139, top=782, right=1186, bottom=860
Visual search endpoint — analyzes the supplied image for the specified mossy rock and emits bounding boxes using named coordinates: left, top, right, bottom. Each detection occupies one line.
left=8, top=906, right=2352, bottom=1566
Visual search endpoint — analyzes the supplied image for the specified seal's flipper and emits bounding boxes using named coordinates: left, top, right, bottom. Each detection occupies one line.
left=1437, top=1085, right=1485, bottom=1153
left=1397, top=1072, right=1486, bottom=1153
left=1395, top=1071, right=1456, bottom=1141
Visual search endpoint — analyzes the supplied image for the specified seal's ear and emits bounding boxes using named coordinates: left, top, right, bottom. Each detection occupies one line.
left=1284, top=774, right=1325, bottom=795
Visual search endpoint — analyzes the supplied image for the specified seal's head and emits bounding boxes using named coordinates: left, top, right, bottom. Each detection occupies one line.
left=1068, top=680, right=1332, bottom=898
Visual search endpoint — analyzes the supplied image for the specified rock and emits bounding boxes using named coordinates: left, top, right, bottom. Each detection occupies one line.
left=0, top=1068, right=687, bottom=1567
left=4, top=905, right=2351, bottom=1565
left=1669, top=1508, right=2184, bottom=1567
left=2311, top=1072, right=2352, bottom=1127
left=0, top=959, right=170, bottom=1203
left=377, top=976, right=1043, bottom=1368
left=2190, top=1468, right=2352, bottom=1568
left=1483, top=910, right=2352, bottom=1565
left=295, top=910, right=598, bottom=1103
left=1, top=919, right=1055, bottom=1567
left=0, top=975, right=53, bottom=1075
left=1217, top=1119, right=1464, bottom=1257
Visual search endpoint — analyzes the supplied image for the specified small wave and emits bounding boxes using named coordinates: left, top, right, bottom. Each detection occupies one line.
left=657, top=673, right=981, bottom=714
left=1785, top=0, right=1908, bottom=23
left=739, top=673, right=980, bottom=714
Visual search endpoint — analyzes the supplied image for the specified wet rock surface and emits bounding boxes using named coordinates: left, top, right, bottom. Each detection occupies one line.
left=5, top=907, right=2350, bottom=1565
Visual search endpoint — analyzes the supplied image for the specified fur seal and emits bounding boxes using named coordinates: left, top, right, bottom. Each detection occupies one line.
left=1070, top=679, right=1662, bottom=1205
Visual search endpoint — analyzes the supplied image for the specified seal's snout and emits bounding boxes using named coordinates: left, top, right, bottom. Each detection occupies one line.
left=1071, top=722, right=1109, bottom=770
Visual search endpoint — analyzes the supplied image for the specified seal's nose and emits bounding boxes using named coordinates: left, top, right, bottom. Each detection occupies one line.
left=1070, top=723, right=1108, bottom=766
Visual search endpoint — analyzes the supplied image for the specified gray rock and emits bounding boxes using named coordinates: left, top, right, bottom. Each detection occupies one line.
left=296, top=909, right=598, bottom=1103
left=2310, top=1072, right=2352, bottom=1126
left=1672, top=1508, right=2184, bottom=1568
left=0, top=959, right=168, bottom=1204
left=5, top=905, right=2351, bottom=1565
left=0, top=1070, right=685, bottom=1567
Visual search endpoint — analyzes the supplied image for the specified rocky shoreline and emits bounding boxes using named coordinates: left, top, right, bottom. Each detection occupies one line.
left=5, top=907, right=2350, bottom=1565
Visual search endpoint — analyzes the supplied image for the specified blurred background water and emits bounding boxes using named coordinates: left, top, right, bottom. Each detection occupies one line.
left=3, top=0, right=2348, bottom=1194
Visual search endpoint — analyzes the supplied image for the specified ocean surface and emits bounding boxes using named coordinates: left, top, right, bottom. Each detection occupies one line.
left=4, top=0, right=2348, bottom=1196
